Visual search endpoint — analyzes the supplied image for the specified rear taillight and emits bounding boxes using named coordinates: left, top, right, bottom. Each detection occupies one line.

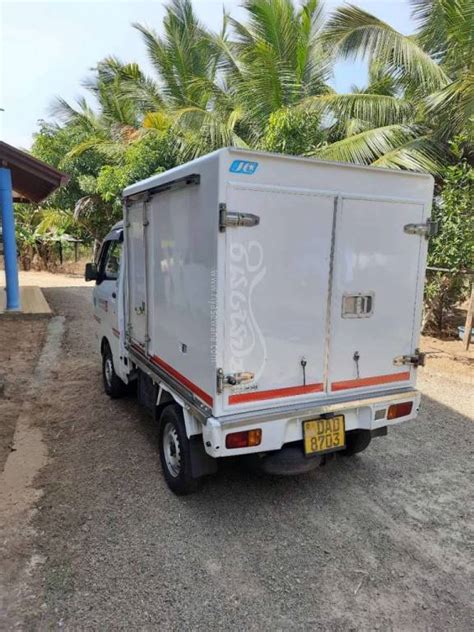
left=226, top=429, right=262, bottom=449
left=387, top=401, right=413, bottom=420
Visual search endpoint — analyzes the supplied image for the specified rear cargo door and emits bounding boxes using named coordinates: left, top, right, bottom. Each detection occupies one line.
left=328, top=197, right=425, bottom=394
left=125, top=200, right=148, bottom=351
left=221, top=184, right=334, bottom=412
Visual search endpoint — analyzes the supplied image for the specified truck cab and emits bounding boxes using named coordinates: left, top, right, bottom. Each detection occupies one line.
left=86, top=222, right=128, bottom=393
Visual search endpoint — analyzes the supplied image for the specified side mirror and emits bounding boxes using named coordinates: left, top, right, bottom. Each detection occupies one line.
left=85, top=262, right=98, bottom=282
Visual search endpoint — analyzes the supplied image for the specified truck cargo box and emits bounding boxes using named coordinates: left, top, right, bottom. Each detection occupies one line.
left=122, top=148, right=433, bottom=420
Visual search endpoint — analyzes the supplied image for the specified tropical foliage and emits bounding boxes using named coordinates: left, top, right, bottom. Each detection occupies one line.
left=424, top=137, right=474, bottom=334
left=33, top=0, right=472, bottom=177
left=21, top=0, right=473, bottom=330
left=314, top=0, right=473, bottom=171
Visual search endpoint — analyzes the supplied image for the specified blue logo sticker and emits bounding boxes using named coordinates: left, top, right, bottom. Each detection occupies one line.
left=229, top=159, right=259, bottom=175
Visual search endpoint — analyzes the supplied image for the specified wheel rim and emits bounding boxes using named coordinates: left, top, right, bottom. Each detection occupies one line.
left=104, top=356, right=114, bottom=387
left=163, top=421, right=181, bottom=478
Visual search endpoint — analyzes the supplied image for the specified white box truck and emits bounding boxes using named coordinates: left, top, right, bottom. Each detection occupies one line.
left=85, top=148, right=435, bottom=494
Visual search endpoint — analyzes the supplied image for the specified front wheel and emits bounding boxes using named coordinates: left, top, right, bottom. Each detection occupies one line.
left=158, top=405, right=201, bottom=495
left=102, top=342, right=127, bottom=399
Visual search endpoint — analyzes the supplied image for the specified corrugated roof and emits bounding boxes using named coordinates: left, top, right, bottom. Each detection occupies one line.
left=0, top=141, right=69, bottom=203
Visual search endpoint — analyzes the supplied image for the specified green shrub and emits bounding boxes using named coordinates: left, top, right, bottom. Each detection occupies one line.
left=424, top=138, right=474, bottom=335
left=261, top=108, right=324, bottom=156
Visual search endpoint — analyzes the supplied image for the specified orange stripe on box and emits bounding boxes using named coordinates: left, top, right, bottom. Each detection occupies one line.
left=150, top=354, right=213, bottom=407
left=229, top=383, right=324, bottom=405
left=93, top=314, right=101, bottom=324
left=331, top=371, right=411, bottom=392
left=112, top=328, right=120, bottom=338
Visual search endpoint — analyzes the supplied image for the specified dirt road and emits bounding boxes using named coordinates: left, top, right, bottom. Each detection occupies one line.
left=1, top=285, right=473, bottom=630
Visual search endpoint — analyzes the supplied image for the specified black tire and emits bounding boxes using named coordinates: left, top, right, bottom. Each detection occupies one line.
left=102, top=341, right=127, bottom=399
left=158, top=404, right=201, bottom=495
left=342, top=429, right=372, bottom=456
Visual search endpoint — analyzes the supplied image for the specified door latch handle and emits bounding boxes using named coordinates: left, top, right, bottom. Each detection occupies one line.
left=216, top=369, right=255, bottom=393
left=135, top=301, right=146, bottom=315
left=404, top=218, right=439, bottom=239
left=393, top=349, right=425, bottom=367
left=225, top=371, right=255, bottom=386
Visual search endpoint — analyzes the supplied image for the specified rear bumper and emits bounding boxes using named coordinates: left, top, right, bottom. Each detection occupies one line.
left=202, top=388, right=421, bottom=458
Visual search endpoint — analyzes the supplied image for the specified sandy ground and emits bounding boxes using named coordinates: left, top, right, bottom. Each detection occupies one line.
left=0, top=272, right=85, bottom=468
left=0, top=272, right=473, bottom=630
left=419, top=336, right=473, bottom=419
left=0, top=320, right=48, bottom=471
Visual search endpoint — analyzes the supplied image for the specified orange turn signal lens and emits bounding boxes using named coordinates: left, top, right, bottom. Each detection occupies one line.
left=226, top=429, right=262, bottom=449
left=247, top=429, right=262, bottom=446
left=387, top=401, right=413, bottom=420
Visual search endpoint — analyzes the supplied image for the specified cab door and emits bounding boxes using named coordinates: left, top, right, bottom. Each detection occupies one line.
left=94, top=237, right=122, bottom=349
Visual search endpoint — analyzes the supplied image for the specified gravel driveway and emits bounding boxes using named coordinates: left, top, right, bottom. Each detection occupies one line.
left=2, top=286, right=473, bottom=631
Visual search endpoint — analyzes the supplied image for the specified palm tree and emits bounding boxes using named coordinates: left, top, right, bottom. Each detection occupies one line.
left=133, top=0, right=217, bottom=110
left=305, top=0, right=473, bottom=172
left=130, top=0, right=236, bottom=156
left=413, top=0, right=473, bottom=143
left=217, top=0, right=332, bottom=139
left=52, top=57, right=148, bottom=160
left=103, top=0, right=332, bottom=159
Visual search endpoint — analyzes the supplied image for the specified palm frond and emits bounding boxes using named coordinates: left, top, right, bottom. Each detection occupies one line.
left=311, top=123, right=420, bottom=164
left=50, top=97, right=101, bottom=134
left=411, top=0, right=474, bottom=73
left=425, top=74, right=474, bottom=139
left=323, top=4, right=450, bottom=91
left=35, top=209, right=74, bottom=235
left=303, top=93, right=414, bottom=127
left=66, top=137, right=126, bottom=160
left=143, top=111, right=173, bottom=130
left=173, top=104, right=248, bottom=154
left=371, top=135, right=445, bottom=172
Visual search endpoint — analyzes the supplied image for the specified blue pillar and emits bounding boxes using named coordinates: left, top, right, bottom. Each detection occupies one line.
left=0, top=167, right=20, bottom=310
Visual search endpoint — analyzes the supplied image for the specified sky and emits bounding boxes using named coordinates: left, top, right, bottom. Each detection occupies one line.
left=0, top=0, right=415, bottom=150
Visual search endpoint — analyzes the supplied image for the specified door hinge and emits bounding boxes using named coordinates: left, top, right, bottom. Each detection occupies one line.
left=216, top=368, right=255, bottom=393
left=216, top=368, right=224, bottom=394
left=393, top=349, right=425, bottom=368
left=219, top=203, right=260, bottom=232
left=404, top=218, right=439, bottom=239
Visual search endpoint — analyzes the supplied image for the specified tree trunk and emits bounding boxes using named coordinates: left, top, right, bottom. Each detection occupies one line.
left=92, top=239, right=101, bottom=262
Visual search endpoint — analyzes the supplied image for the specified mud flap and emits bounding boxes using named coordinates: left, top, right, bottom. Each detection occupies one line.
left=371, top=426, right=388, bottom=438
left=137, top=370, right=157, bottom=413
left=189, top=435, right=218, bottom=478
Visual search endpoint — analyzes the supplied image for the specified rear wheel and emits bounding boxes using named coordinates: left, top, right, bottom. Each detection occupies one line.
left=102, top=341, right=127, bottom=399
left=342, top=429, right=372, bottom=456
left=158, top=405, right=201, bottom=495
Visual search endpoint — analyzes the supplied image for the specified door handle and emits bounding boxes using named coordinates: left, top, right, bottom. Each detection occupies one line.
left=112, top=292, right=116, bottom=299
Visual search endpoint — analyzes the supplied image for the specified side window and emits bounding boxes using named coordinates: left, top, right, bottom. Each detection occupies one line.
left=100, top=240, right=122, bottom=281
